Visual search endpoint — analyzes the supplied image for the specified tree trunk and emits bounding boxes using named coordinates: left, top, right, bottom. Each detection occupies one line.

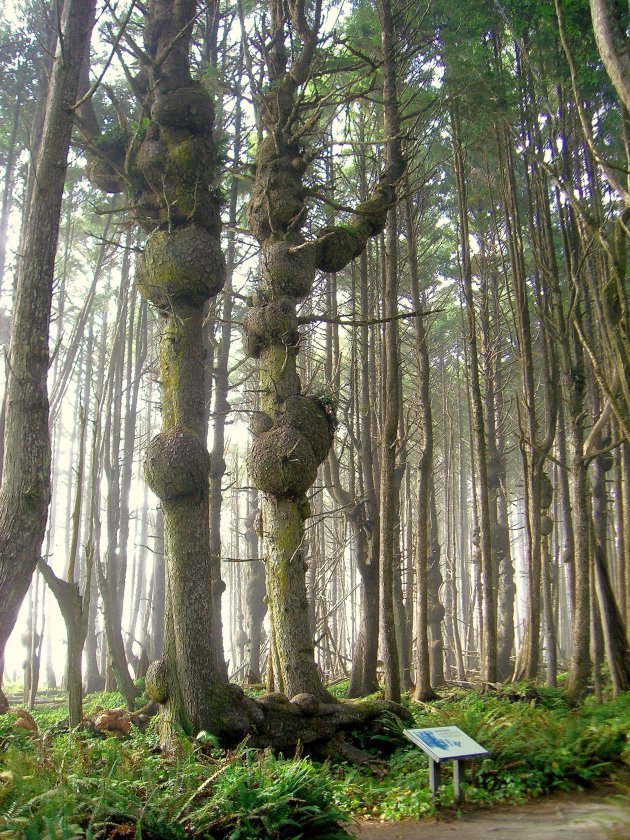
left=591, top=441, right=630, bottom=694
left=622, top=441, right=630, bottom=640
left=207, top=68, right=243, bottom=684
left=589, top=0, right=630, bottom=113
left=0, top=0, right=96, bottom=710
left=451, top=104, right=497, bottom=685
left=244, top=491, right=266, bottom=684
left=126, top=0, right=248, bottom=738
left=243, top=0, right=403, bottom=702
left=0, top=94, right=22, bottom=297
left=405, top=187, right=440, bottom=698
left=376, top=0, right=405, bottom=705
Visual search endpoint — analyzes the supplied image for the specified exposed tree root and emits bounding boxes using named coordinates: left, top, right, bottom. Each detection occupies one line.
left=145, top=663, right=410, bottom=759
left=245, top=691, right=410, bottom=753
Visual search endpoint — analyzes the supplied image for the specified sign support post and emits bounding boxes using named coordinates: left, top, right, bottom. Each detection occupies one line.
left=453, top=759, right=463, bottom=804
left=428, top=757, right=440, bottom=798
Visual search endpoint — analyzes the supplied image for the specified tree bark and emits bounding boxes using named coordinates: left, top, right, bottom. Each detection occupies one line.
left=405, top=188, right=440, bottom=698
left=120, top=0, right=260, bottom=739
left=589, top=0, right=630, bottom=113
left=0, top=0, right=96, bottom=710
left=243, top=0, right=404, bottom=702
left=451, top=104, right=497, bottom=685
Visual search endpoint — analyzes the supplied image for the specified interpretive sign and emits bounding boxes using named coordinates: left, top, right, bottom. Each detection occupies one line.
left=404, top=726, right=488, bottom=762
left=403, top=727, right=488, bottom=803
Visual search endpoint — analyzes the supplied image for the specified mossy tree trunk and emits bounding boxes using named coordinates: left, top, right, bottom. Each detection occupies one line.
left=124, top=0, right=242, bottom=736
left=85, top=0, right=408, bottom=751
left=243, top=0, right=405, bottom=703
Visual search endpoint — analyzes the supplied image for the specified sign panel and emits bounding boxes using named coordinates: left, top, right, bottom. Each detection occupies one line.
left=404, top=726, right=489, bottom=763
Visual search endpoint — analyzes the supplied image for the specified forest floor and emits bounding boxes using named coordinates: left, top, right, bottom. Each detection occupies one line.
left=350, top=788, right=630, bottom=839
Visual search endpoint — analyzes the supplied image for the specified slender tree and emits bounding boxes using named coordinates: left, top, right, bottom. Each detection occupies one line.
left=0, top=0, right=96, bottom=712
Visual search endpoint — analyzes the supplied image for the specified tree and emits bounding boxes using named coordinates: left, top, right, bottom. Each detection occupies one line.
left=0, top=0, right=96, bottom=713
left=589, top=0, right=630, bottom=113
left=242, top=0, right=405, bottom=701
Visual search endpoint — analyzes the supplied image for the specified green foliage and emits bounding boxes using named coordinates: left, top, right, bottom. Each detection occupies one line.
left=332, top=688, right=630, bottom=821
left=0, top=702, right=351, bottom=839
left=1, top=689, right=628, bottom=834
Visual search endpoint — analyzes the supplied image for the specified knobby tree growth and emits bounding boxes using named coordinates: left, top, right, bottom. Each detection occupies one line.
left=242, top=0, right=405, bottom=701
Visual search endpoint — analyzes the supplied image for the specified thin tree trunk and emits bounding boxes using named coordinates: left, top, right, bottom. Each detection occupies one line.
left=451, top=105, right=497, bottom=685
left=207, top=67, right=243, bottom=683
left=0, top=0, right=96, bottom=711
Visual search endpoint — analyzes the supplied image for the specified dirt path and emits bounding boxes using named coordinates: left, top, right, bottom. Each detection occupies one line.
left=350, top=793, right=630, bottom=839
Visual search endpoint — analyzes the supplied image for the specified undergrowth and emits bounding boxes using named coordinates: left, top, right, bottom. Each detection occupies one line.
left=337, top=684, right=630, bottom=821
left=0, top=684, right=628, bottom=836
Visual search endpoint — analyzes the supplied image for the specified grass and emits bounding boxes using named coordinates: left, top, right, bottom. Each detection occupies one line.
left=0, top=683, right=629, bottom=836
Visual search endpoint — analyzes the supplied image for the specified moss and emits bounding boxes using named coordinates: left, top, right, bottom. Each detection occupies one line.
left=256, top=692, right=293, bottom=710
left=170, top=136, right=211, bottom=170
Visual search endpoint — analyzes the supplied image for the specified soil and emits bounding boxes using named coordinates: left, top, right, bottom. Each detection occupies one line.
left=350, top=790, right=630, bottom=840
